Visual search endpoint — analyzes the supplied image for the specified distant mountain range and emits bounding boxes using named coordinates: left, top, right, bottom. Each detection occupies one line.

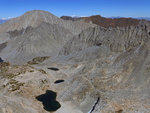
left=137, top=17, right=150, bottom=21
left=0, top=19, right=8, bottom=24
left=111, top=17, right=150, bottom=21
left=0, top=17, right=13, bottom=24
left=61, top=15, right=150, bottom=21
left=0, top=16, right=149, bottom=25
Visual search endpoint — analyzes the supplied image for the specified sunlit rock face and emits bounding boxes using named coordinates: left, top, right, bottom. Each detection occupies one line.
left=0, top=10, right=150, bottom=113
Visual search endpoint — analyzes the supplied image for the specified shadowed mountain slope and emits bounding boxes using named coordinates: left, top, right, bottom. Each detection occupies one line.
left=0, top=22, right=73, bottom=64
left=0, top=10, right=96, bottom=64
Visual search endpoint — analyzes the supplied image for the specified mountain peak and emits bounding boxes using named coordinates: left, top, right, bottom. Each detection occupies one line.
left=0, top=10, right=60, bottom=33
left=20, top=10, right=59, bottom=23
left=23, top=10, right=54, bottom=16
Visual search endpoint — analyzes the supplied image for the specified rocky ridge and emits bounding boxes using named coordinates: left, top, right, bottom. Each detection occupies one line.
left=61, top=15, right=150, bottom=28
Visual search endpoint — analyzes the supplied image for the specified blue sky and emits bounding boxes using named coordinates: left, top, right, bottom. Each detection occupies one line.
left=0, top=0, right=150, bottom=18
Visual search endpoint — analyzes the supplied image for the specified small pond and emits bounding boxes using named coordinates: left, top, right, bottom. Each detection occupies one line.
left=54, top=80, right=65, bottom=84
left=0, top=57, right=3, bottom=62
left=48, top=67, right=59, bottom=71
left=36, top=90, right=61, bottom=112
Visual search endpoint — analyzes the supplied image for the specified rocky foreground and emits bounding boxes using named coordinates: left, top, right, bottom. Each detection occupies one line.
left=0, top=10, right=150, bottom=113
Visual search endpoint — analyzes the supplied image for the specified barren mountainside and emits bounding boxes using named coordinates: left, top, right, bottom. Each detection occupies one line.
left=0, top=10, right=95, bottom=34
left=0, top=10, right=150, bottom=113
